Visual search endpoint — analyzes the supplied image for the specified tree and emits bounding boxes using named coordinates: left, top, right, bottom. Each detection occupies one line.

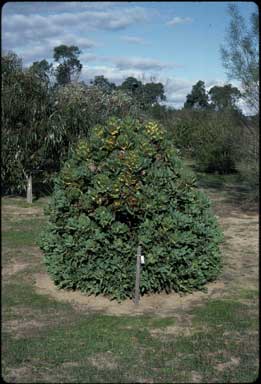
left=46, top=83, right=142, bottom=167
left=91, top=75, right=116, bottom=93
left=184, top=80, right=209, bottom=110
left=1, top=50, right=22, bottom=77
left=1, top=52, right=55, bottom=201
left=142, top=82, right=166, bottom=107
left=120, top=77, right=166, bottom=110
left=120, top=76, right=143, bottom=97
left=221, top=4, right=259, bottom=200
left=221, top=4, right=259, bottom=113
left=53, top=45, right=82, bottom=86
left=208, top=84, right=241, bottom=112
left=28, top=59, right=53, bottom=86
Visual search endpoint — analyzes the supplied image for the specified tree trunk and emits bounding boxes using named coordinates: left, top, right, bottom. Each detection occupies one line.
left=26, top=174, right=33, bottom=204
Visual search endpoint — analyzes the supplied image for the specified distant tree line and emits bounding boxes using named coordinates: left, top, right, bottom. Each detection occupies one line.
left=1, top=45, right=167, bottom=200
left=1, top=4, right=258, bottom=202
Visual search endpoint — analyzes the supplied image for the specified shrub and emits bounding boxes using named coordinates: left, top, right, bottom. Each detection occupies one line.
left=189, top=111, right=238, bottom=174
left=39, top=117, right=223, bottom=301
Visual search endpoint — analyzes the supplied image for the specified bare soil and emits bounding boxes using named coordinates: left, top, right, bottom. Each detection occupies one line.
left=2, top=262, right=31, bottom=278
left=88, top=352, right=118, bottom=370
left=214, top=356, right=240, bottom=372
left=2, top=204, right=43, bottom=216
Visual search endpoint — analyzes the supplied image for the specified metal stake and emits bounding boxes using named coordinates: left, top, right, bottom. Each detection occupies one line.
left=134, top=245, right=142, bottom=305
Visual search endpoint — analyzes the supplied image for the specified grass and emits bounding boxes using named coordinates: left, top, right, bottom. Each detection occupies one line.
left=2, top=195, right=49, bottom=208
left=1, top=185, right=259, bottom=383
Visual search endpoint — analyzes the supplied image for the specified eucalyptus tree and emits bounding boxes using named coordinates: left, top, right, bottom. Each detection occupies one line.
left=2, top=52, right=54, bottom=202
left=208, top=84, right=241, bottom=112
left=184, top=81, right=209, bottom=110
left=142, top=82, right=166, bottom=107
left=28, top=59, right=53, bottom=86
left=47, top=82, right=142, bottom=164
left=221, top=4, right=259, bottom=197
left=91, top=75, right=116, bottom=93
left=221, top=4, right=259, bottom=113
left=53, top=45, right=82, bottom=86
left=120, top=77, right=166, bottom=110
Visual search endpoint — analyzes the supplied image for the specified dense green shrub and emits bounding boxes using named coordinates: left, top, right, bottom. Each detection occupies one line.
left=171, top=110, right=239, bottom=174
left=39, top=117, right=223, bottom=301
left=193, top=112, right=239, bottom=174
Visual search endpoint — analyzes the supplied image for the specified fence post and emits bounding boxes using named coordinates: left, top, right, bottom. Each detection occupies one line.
left=26, top=174, right=33, bottom=204
left=134, top=245, right=141, bottom=305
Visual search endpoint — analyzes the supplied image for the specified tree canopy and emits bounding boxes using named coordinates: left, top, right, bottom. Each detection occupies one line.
left=184, top=81, right=209, bottom=110
left=220, top=4, right=259, bottom=113
left=28, top=59, right=53, bottom=86
left=53, top=45, right=82, bottom=86
left=91, top=75, right=116, bottom=93
left=208, top=84, right=241, bottom=112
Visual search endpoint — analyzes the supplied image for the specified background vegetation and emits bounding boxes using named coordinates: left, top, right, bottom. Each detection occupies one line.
left=2, top=5, right=258, bottom=203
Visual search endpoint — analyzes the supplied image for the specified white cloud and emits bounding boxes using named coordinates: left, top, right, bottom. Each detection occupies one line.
left=4, top=6, right=148, bottom=33
left=47, top=35, right=96, bottom=50
left=121, top=36, right=147, bottom=45
left=81, top=65, right=144, bottom=85
left=18, top=45, right=53, bottom=63
left=3, top=2, right=130, bottom=16
left=14, top=35, right=96, bottom=66
left=166, top=17, right=192, bottom=26
left=110, top=56, right=176, bottom=71
left=2, top=4, right=150, bottom=66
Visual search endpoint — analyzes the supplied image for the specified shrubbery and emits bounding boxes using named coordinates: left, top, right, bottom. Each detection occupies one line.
left=168, top=110, right=239, bottom=174
left=192, top=112, right=239, bottom=174
left=39, top=117, right=223, bottom=301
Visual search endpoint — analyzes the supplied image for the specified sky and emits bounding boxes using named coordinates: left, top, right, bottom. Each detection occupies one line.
left=2, top=1, right=258, bottom=110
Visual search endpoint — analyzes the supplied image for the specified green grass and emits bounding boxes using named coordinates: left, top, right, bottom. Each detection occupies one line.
left=2, top=292, right=258, bottom=382
left=2, top=209, right=47, bottom=249
left=1, top=194, right=259, bottom=383
left=2, top=195, right=49, bottom=208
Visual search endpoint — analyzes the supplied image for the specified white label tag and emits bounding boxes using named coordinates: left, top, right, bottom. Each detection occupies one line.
left=141, top=255, right=145, bottom=264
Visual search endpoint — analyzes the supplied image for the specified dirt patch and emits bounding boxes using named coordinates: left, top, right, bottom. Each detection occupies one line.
left=3, top=319, right=46, bottom=339
left=61, top=361, right=80, bottom=368
left=88, top=352, right=118, bottom=370
left=191, top=371, right=203, bottom=383
left=3, top=366, right=35, bottom=383
left=135, top=378, right=154, bottom=383
left=3, top=365, right=63, bottom=383
left=2, top=204, right=43, bottom=217
left=2, top=247, right=44, bottom=279
left=150, top=324, right=197, bottom=338
left=214, top=356, right=240, bottom=372
left=34, top=272, right=226, bottom=316
left=2, top=262, right=31, bottom=278
left=218, top=213, right=258, bottom=292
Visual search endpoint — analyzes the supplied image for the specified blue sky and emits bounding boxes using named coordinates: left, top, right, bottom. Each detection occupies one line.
left=2, top=1, right=258, bottom=109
